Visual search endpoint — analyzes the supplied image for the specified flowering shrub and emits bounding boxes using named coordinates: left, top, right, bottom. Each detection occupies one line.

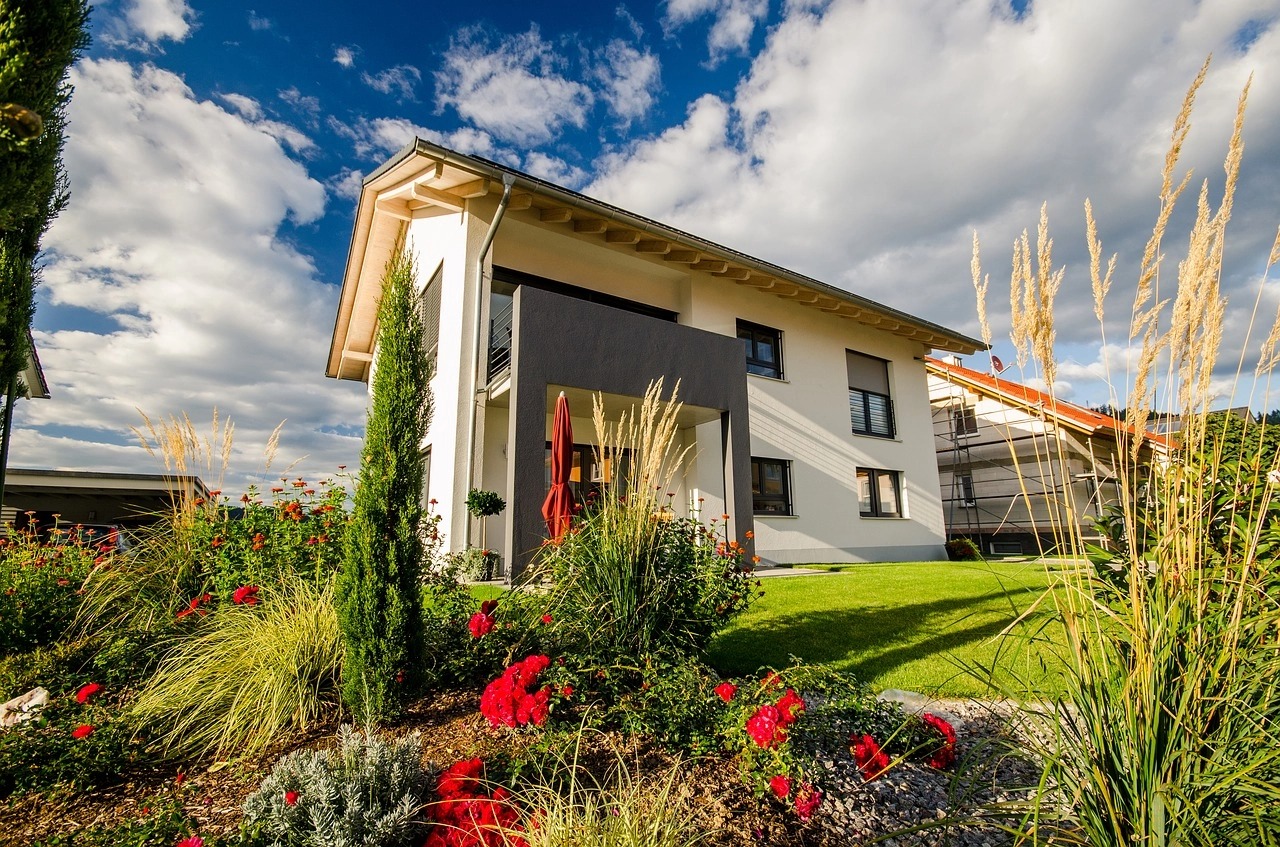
left=921, top=712, right=957, bottom=769
left=0, top=521, right=109, bottom=655
left=851, top=734, right=890, bottom=781
left=425, top=758, right=526, bottom=847
left=242, top=725, right=428, bottom=847
left=480, top=655, right=553, bottom=729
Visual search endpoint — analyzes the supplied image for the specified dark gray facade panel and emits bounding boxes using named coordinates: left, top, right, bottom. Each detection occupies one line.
left=503, top=285, right=753, bottom=580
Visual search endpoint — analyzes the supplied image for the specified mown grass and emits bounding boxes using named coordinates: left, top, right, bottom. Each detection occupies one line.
left=709, top=561, right=1067, bottom=698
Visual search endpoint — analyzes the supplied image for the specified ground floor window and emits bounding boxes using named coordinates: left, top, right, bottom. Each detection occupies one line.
left=857, top=467, right=901, bottom=517
left=545, top=443, right=632, bottom=505
left=751, top=457, right=793, bottom=515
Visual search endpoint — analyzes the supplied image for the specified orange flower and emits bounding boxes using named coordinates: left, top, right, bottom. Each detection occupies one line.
left=745, top=530, right=754, bottom=539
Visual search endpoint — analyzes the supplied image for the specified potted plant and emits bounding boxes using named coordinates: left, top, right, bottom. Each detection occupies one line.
left=465, top=489, right=506, bottom=579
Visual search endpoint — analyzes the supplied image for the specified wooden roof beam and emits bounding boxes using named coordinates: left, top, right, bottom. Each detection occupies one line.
left=605, top=229, right=640, bottom=244
left=636, top=239, right=670, bottom=254
left=410, top=182, right=465, bottom=211
left=539, top=207, right=573, bottom=223
left=664, top=250, right=700, bottom=264
left=691, top=259, right=729, bottom=273
left=715, top=267, right=751, bottom=280
left=375, top=198, right=414, bottom=220
left=508, top=192, right=534, bottom=211
left=574, top=219, right=608, bottom=234
left=450, top=178, right=490, bottom=198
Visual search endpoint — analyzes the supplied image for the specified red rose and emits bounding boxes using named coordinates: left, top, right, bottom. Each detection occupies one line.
left=794, top=783, right=822, bottom=820
left=776, top=688, right=805, bottom=726
left=745, top=705, right=786, bottom=748
left=71, top=724, right=95, bottom=739
left=852, top=734, right=890, bottom=781
left=561, top=685, right=573, bottom=698
left=714, top=681, right=737, bottom=703
left=175, top=838, right=204, bottom=847
left=232, top=585, right=260, bottom=605
left=75, top=682, right=102, bottom=704
left=769, top=774, right=791, bottom=800
left=468, top=612, right=494, bottom=638
left=922, top=712, right=957, bottom=769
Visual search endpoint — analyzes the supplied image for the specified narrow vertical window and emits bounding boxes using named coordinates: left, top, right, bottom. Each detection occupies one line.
left=420, top=266, right=443, bottom=373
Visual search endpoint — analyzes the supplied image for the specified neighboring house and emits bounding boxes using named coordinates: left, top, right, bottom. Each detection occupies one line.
left=327, top=140, right=984, bottom=578
left=926, top=355, right=1170, bottom=555
left=3, top=468, right=209, bottom=529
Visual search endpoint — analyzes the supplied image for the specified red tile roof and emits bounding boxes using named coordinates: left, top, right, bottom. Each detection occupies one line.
left=925, top=356, right=1172, bottom=449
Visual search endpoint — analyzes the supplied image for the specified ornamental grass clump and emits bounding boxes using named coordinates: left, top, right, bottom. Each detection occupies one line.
left=971, top=58, right=1280, bottom=845
left=128, top=575, right=342, bottom=759
left=535, top=379, right=757, bottom=662
left=243, top=724, right=429, bottom=847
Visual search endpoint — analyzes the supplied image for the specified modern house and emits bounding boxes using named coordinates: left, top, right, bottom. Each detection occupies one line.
left=327, top=141, right=983, bottom=577
left=3, top=468, right=209, bottom=529
left=926, top=355, right=1169, bottom=555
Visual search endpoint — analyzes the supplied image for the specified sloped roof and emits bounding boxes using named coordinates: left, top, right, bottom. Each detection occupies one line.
left=327, top=140, right=985, bottom=380
left=925, top=356, right=1172, bottom=449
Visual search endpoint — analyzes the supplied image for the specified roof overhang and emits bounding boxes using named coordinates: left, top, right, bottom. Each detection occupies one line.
left=328, top=140, right=985, bottom=381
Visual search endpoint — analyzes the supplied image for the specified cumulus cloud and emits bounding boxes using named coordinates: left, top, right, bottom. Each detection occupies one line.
left=330, top=114, right=496, bottom=161
left=278, top=86, right=322, bottom=127
left=247, top=10, right=272, bottom=31
left=592, top=39, right=661, bottom=125
left=326, top=167, right=365, bottom=201
left=333, top=46, right=357, bottom=68
left=20, top=59, right=367, bottom=491
left=591, top=0, right=1280, bottom=411
left=663, top=0, right=769, bottom=63
left=522, top=152, right=588, bottom=188
left=215, top=92, right=314, bottom=153
left=361, top=64, right=422, bottom=101
left=434, top=25, right=594, bottom=146
left=107, top=0, right=196, bottom=46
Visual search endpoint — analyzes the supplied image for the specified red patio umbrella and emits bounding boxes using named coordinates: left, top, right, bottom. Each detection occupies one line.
left=542, top=391, right=576, bottom=540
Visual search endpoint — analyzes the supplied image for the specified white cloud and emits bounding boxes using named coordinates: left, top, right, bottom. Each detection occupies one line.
left=333, top=46, right=357, bottom=68
left=522, top=152, right=588, bottom=188
left=20, top=59, right=367, bottom=492
left=217, top=92, right=262, bottom=120
left=592, top=39, right=661, bottom=124
left=591, top=0, right=1280, bottom=403
left=332, top=115, right=495, bottom=161
left=119, top=0, right=195, bottom=44
left=326, top=167, right=365, bottom=201
left=215, top=92, right=314, bottom=153
left=361, top=64, right=422, bottom=102
left=434, top=25, right=594, bottom=146
left=664, top=0, right=769, bottom=63
left=278, top=86, right=322, bottom=128
left=247, top=10, right=272, bottom=31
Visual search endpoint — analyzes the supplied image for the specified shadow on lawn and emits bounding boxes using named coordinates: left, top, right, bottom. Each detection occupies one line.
left=709, top=588, right=1055, bottom=693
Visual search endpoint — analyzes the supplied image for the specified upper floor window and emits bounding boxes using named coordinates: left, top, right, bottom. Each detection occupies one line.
left=953, top=405, right=978, bottom=436
left=751, top=457, right=793, bottom=515
left=848, top=350, right=894, bottom=438
left=420, top=265, right=443, bottom=373
left=857, top=468, right=902, bottom=517
left=738, top=320, right=783, bottom=379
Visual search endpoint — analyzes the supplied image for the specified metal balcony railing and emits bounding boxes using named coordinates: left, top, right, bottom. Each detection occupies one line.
left=487, top=296, right=514, bottom=382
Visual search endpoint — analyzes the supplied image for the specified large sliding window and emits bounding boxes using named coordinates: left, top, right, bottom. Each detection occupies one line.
left=751, top=457, right=793, bottom=515
left=856, top=467, right=902, bottom=517
left=738, top=320, right=783, bottom=379
left=848, top=350, right=894, bottom=438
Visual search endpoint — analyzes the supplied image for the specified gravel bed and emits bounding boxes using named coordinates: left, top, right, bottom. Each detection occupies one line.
left=804, top=698, right=1057, bottom=846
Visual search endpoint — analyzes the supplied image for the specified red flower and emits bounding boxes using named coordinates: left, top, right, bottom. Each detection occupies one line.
left=468, top=612, right=494, bottom=638
left=395, top=670, right=405, bottom=684
left=232, top=585, right=260, bottom=605
left=745, top=705, right=786, bottom=748
left=922, top=712, right=958, bottom=770
left=776, top=688, right=806, bottom=727
left=762, top=671, right=783, bottom=690
left=175, top=838, right=204, bottom=847
left=209, top=536, right=223, bottom=548
left=71, top=724, right=95, bottom=739
left=480, top=599, right=499, bottom=616
left=176, top=593, right=212, bottom=620
left=209, top=490, right=222, bottom=498
left=561, top=685, right=573, bottom=698
left=852, top=734, right=890, bottom=781
left=541, top=614, right=553, bottom=625
left=714, top=681, right=737, bottom=703
left=175, top=772, right=186, bottom=786
left=284, top=790, right=299, bottom=806
left=75, top=682, right=102, bottom=704
left=437, top=758, right=484, bottom=798
left=794, top=783, right=822, bottom=820
left=769, top=774, right=791, bottom=800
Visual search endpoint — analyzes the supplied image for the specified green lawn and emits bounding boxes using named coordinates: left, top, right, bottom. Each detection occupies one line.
left=708, top=561, right=1068, bottom=698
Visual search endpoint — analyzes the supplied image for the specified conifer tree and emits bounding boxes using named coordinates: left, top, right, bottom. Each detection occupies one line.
left=337, top=242, right=431, bottom=722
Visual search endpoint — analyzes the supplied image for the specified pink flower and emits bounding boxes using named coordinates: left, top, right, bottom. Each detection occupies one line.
left=794, top=783, right=822, bottom=820
left=852, top=734, right=890, bottom=781
left=71, top=724, right=95, bottom=739
left=284, top=790, right=299, bottom=806
left=922, top=712, right=958, bottom=770
left=232, top=585, right=260, bottom=605
left=468, top=612, right=494, bottom=638
left=175, top=838, right=204, bottom=847
left=769, top=774, right=791, bottom=800
left=75, top=682, right=102, bottom=704
left=745, top=705, right=786, bottom=748
left=714, top=681, right=737, bottom=703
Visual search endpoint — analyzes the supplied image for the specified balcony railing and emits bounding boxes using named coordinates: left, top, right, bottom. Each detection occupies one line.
left=487, top=296, right=515, bottom=382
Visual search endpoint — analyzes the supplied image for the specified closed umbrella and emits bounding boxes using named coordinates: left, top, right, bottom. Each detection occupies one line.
left=542, top=391, right=576, bottom=539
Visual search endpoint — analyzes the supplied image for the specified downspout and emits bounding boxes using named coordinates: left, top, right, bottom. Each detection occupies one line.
left=464, top=172, right=515, bottom=547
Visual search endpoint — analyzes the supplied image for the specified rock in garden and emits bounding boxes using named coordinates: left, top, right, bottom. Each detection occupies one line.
left=0, top=687, right=50, bottom=728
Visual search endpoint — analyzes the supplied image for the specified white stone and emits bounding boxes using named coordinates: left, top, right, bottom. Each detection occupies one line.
left=0, top=687, right=50, bottom=728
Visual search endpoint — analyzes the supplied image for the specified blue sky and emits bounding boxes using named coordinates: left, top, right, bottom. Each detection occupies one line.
left=16, top=0, right=1280, bottom=493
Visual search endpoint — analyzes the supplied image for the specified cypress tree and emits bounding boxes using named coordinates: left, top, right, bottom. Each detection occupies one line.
left=337, top=241, right=432, bottom=722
